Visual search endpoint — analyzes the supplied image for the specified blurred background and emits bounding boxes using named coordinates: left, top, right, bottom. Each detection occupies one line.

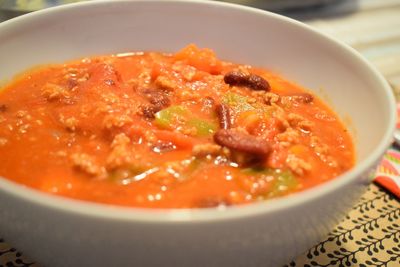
left=0, top=0, right=399, bottom=95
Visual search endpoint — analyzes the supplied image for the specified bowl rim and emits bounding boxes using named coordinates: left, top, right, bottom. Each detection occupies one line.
left=0, top=0, right=396, bottom=223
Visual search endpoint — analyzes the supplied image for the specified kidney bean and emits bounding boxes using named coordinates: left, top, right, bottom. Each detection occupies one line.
left=0, top=104, right=7, bottom=112
left=215, top=104, right=232, bottom=129
left=224, top=71, right=270, bottom=91
left=214, top=129, right=270, bottom=156
left=141, top=105, right=159, bottom=119
left=140, top=88, right=171, bottom=119
left=148, top=92, right=170, bottom=108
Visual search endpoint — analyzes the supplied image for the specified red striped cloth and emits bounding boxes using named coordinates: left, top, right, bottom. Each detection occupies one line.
left=375, top=103, right=400, bottom=199
left=375, top=149, right=400, bottom=199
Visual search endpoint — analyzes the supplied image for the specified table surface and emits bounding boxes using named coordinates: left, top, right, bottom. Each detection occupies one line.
left=301, top=0, right=400, bottom=96
left=0, top=0, right=400, bottom=266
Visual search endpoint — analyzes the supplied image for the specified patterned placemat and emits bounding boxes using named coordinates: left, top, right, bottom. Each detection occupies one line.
left=286, top=184, right=400, bottom=267
left=0, top=184, right=398, bottom=267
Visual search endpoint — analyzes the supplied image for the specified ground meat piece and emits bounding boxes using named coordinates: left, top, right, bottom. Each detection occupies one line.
left=77, top=73, right=90, bottom=83
left=263, top=92, right=280, bottom=105
left=272, top=104, right=290, bottom=130
left=224, top=71, right=270, bottom=91
left=246, top=97, right=257, bottom=104
left=155, top=76, right=176, bottom=91
left=314, top=110, right=336, bottom=122
left=297, top=120, right=314, bottom=133
left=104, top=79, right=115, bottom=86
left=287, top=113, right=314, bottom=132
left=309, top=136, right=338, bottom=167
left=310, top=136, right=329, bottom=155
left=325, top=156, right=339, bottom=168
left=286, top=154, right=312, bottom=176
left=41, top=83, right=71, bottom=101
left=192, top=143, right=222, bottom=157
left=15, top=110, right=28, bottom=118
left=101, top=92, right=120, bottom=104
left=287, top=113, right=304, bottom=126
left=172, top=63, right=197, bottom=81
left=59, top=115, right=79, bottom=132
left=63, top=68, right=90, bottom=90
left=111, top=132, right=130, bottom=147
left=138, top=71, right=152, bottom=85
left=102, top=63, right=122, bottom=83
left=201, top=96, right=215, bottom=112
left=18, top=124, right=30, bottom=134
left=215, top=104, right=232, bottom=130
left=103, top=113, right=133, bottom=129
left=71, top=153, right=106, bottom=178
left=64, top=68, right=90, bottom=80
left=106, top=133, right=135, bottom=170
left=127, top=69, right=152, bottom=90
left=282, top=93, right=314, bottom=104
left=214, top=129, right=270, bottom=156
left=177, top=90, right=201, bottom=101
left=65, top=117, right=78, bottom=131
left=181, top=126, right=198, bottom=136
left=276, top=128, right=300, bottom=144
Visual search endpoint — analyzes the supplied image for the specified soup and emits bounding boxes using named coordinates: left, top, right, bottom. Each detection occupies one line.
left=0, top=45, right=354, bottom=208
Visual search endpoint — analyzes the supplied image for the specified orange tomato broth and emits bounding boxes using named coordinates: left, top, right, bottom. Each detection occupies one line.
left=0, top=44, right=354, bottom=208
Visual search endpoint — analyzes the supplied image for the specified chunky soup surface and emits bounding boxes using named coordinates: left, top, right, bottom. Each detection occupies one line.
left=0, top=45, right=354, bottom=208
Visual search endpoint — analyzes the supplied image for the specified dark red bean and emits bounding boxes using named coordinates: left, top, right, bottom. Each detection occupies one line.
left=0, top=104, right=7, bottom=112
left=247, top=74, right=270, bottom=91
left=66, top=78, right=78, bottom=89
left=148, top=93, right=170, bottom=109
left=224, top=71, right=270, bottom=91
left=224, top=71, right=248, bottom=86
left=215, top=104, right=232, bottom=130
left=139, top=88, right=171, bottom=119
left=141, top=105, right=159, bottom=119
left=214, top=129, right=270, bottom=156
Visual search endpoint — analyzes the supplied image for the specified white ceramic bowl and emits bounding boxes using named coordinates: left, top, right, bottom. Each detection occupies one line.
left=0, top=1, right=395, bottom=266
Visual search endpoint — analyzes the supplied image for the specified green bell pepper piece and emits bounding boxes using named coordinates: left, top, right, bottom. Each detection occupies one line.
left=155, top=105, right=187, bottom=129
left=242, top=167, right=298, bottom=198
left=155, top=105, right=217, bottom=136
left=187, top=118, right=217, bottom=136
left=222, top=92, right=254, bottom=113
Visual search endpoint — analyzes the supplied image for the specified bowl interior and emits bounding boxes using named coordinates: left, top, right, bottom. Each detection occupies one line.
left=0, top=0, right=395, bottom=215
left=0, top=0, right=394, bottom=163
